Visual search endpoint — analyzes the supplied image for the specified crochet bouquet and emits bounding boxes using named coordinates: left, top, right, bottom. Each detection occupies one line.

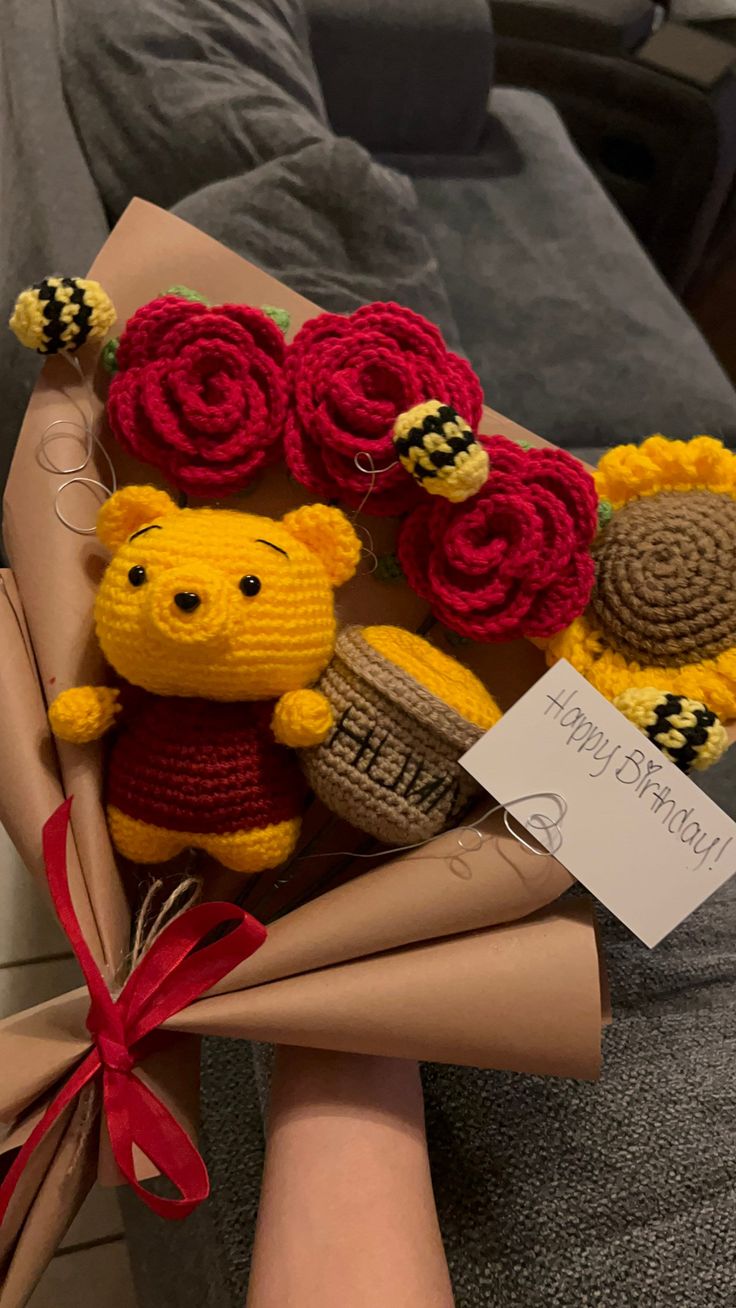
left=0, top=200, right=733, bottom=1304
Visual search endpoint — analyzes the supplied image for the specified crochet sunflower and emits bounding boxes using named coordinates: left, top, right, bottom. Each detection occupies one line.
left=544, top=435, right=736, bottom=771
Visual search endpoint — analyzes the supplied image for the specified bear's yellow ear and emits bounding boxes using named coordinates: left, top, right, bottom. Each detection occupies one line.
left=96, top=486, right=178, bottom=553
left=282, top=504, right=361, bottom=587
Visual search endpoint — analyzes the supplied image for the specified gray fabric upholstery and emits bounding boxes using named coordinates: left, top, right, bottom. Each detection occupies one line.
left=410, top=90, right=736, bottom=448
left=173, top=139, right=461, bottom=329
left=55, top=0, right=329, bottom=219
left=305, top=0, right=495, bottom=153
left=178, top=85, right=736, bottom=448
left=0, top=0, right=108, bottom=510
left=494, top=10, right=736, bottom=292
left=492, top=0, right=656, bottom=52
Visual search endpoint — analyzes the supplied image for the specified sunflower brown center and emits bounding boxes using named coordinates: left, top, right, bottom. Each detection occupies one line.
left=590, top=489, right=736, bottom=666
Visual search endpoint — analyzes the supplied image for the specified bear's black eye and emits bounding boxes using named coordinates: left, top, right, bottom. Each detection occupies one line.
left=239, top=575, right=261, bottom=597
left=128, top=565, right=147, bottom=587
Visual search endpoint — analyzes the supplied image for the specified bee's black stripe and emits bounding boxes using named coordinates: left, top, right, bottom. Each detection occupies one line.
left=648, top=694, right=711, bottom=772
left=67, top=278, right=93, bottom=348
left=36, top=279, right=64, bottom=353
left=410, top=462, right=439, bottom=481
left=36, top=277, right=92, bottom=353
left=395, top=425, right=473, bottom=455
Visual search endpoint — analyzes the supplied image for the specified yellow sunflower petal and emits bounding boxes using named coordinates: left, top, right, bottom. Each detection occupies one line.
left=544, top=616, right=736, bottom=722
left=595, top=434, right=736, bottom=508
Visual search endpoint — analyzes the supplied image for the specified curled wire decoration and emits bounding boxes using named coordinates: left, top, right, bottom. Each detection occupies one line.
left=499, top=791, right=567, bottom=857
left=349, top=451, right=400, bottom=574
left=35, top=353, right=117, bottom=534
left=297, top=791, right=567, bottom=868
left=53, top=476, right=116, bottom=534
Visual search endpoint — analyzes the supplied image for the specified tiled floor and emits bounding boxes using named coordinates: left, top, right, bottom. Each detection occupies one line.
left=0, top=825, right=138, bottom=1307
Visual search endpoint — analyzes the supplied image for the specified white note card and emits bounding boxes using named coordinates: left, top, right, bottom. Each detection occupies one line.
left=460, top=660, right=736, bottom=947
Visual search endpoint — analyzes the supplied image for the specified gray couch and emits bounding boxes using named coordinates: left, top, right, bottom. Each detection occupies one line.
left=3, top=1, right=736, bottom=1304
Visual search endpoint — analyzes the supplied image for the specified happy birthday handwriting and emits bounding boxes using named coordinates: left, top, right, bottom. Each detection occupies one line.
left=544, top=686, right=733, bottom=875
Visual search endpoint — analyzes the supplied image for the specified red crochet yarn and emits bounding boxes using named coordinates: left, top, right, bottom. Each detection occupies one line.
left=107, top=294, right=287, bottom=496
left=284, top=302, right=484, bottom=516
left=107, top=690, right=306, bottom=835
left=397, top=436, right=598, bottom=641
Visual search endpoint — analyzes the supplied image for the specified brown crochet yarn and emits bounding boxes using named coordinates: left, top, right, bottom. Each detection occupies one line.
left=301, top=627, right=491, bottom=844
left=590, top=489, right=736, bottom=666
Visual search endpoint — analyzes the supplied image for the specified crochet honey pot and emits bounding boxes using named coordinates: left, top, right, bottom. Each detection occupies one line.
left=301, top=625, right=501, bottom=845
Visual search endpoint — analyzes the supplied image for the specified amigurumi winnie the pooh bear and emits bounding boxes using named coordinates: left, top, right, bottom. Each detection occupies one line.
left=48, top=485, right=361, bottom=872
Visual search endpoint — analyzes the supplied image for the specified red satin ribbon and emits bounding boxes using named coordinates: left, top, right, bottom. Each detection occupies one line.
left=0, top=797, right=267, bottom=1224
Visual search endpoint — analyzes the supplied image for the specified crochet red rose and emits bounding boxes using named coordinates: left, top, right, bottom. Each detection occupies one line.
left=107, top=295, right=287, bottom=496
left=284, top=302, right=484, bottom=515
left=398, top=436, right=598, bottom=641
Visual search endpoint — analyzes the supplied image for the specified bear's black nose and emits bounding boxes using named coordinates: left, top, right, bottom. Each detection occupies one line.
left=174, top=591, right=201, bottom=613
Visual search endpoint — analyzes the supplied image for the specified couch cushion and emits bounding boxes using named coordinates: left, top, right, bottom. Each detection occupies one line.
left=409, top=88, right=736, bottom=448
left=305, top=0, right=495, bottom=153
left=0, top=0, right=108, bottom=523
left=55, top=0, right=330, bottom=218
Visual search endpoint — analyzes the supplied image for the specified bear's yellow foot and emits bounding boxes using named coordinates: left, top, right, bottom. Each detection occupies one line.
left=108, top=808, right=301, bottom=873
left=107, top=807, right=190, bottom=865
left=201, top=818, right=301, bottom=873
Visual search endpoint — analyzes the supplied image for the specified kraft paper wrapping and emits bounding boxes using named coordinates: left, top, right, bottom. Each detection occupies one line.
left=0, top=1093, right=97, bottom=1308
left=0, top=199, right=605, bottom=1303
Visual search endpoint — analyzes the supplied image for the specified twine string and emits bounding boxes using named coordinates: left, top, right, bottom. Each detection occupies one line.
left=128, top=875, right=202, bottom=975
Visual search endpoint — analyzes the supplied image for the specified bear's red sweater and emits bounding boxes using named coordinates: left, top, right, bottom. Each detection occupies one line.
left=106, top=685, right=306, bottom=834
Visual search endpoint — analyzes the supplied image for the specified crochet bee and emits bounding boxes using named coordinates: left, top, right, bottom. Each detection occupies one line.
left=614, top=688, right=728, bottom=774
left=10, top=276, right=115, bottom=355
left=393, top=398, right=489, bottom=502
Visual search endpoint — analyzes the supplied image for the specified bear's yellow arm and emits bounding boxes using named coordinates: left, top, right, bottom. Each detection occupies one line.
left=48, top=686, right=121, bottom=744
left=271, top=689, right=334, bottom=748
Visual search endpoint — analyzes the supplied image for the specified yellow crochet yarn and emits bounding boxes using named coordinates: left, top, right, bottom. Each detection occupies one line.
left=596, top=434, right=736, bottom=508
left=393, top=399, right=489, bottom=502
left=614, top=687, right=729, bottom=773
left=89, top=487, right=361, bottom=701
left=272, top=688, right=334, bottom=747
left=362, top=625, right=500, bottom=729
left=282, top=502, right=361, bottom=586
left=48, top=685, right=121, bottom=745
left=10, top=276, right=115, bottom=354
left=545, top=619, right=736, bottom=722
left=48, top=487, right=361, bottom=873
left=107, top=808, right=301, bottom=874
left=544, top=435, right=736, bottom=726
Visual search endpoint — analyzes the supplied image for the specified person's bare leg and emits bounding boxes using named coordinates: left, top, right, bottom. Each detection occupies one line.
left=246, top=1047, right=455, bottom=1308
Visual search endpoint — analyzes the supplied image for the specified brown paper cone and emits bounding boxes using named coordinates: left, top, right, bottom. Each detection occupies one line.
left=0, top=1090, right=97, bottom=1308
left=208, top=809, right=573, bottom=994
left=0, top=574, right=63, bottom=884
left=168, top=900, right=602, bottom=1079
left=0, top=901, right=599, bottom=1156
left=0, top=578, right=108, bottom=962
left=0, top=991, right=89, bottom=1125
left=2, top=363, right=129, bottom=978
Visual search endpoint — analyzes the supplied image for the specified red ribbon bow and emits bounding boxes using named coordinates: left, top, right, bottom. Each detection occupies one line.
left=0, top=798, right=267, bottom=1224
